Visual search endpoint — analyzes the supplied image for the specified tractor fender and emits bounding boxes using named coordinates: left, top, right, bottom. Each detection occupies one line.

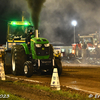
left=20, top=43, right=30, bottom=54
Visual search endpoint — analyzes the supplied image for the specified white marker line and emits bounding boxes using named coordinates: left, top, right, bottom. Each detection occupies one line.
left=77, top=59, right=81, bottom=64
left=65, top=85, right=100, bottom=95
left=23, top=78, right=42, bottom=83
left=5, top=75, right=100, bottom=96
left=5, top=75, right=18, bottom=80
left=5, top=75, right=42, bottom=83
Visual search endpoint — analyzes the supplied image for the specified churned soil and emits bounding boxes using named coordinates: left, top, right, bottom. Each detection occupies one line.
left=0, top=80, right=72, bottom=100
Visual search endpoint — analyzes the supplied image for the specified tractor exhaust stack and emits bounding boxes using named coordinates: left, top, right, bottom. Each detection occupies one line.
left=35, top=30, right=38, bottom=38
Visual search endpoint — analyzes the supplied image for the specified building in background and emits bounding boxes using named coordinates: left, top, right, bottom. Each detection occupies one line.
left=51, top=42, right=72, bottom=57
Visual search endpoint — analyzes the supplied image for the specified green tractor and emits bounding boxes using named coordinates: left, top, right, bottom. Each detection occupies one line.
left=4, top=21, right=62, bottom=77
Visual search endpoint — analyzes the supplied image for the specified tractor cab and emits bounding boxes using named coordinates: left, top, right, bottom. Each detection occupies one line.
left=7, top=21, right=31, bottom=40
left=89, top=33, right=100, bottom=46
left=6, top=21, right=31, bottom=49
left=79, top=35, right=94, bottom=49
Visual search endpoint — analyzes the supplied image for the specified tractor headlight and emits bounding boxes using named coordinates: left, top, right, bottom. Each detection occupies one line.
left=44, top=43, right=49, bottom=47
left=88, top=47, right=95, bottom=50
left=35, top=44, right=42, bottom=47
left=98, top=44, right=100, bottom=48
left=8, top=43, right=16, bottom=48
left=72, top=50, right=75, bottom=54
left=95, top=43, right=97, bottom=46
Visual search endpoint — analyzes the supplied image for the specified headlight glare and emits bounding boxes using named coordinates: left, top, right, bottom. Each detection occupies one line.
left=44, top=43, right=49, bottom=47
left=88, top=47, right=95, bottom=50
left=35, top=44, right=42, bottom=47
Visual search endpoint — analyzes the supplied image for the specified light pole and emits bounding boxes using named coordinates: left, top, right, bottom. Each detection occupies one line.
left=71, top=20, right=77, bottom=43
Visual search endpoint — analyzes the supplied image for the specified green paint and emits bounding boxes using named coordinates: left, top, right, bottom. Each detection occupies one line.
left=20, top=43, right=30, bottom=54
left=21, top=35, right=50, bottom=60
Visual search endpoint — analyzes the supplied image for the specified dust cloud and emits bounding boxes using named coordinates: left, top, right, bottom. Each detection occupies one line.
left=40, top=0, right=100, bottom=44
left=2, top=0, right=100, bottom=45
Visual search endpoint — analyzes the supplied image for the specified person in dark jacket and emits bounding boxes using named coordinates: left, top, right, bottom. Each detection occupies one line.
left=25, top=29, right=34, bottom=50
left=14, top=27, right=24, bottom=36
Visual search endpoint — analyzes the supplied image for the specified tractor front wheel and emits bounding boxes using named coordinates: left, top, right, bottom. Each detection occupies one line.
left=24, top=61, right=33, bottom=77
left=55, top=59, right=62, bottom=76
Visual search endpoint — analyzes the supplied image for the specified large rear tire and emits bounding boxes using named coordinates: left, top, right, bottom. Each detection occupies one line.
left=55, top=59, right=62, bottom=76
left=11, top=45, right=27, bottom=75
left=24, top=61, right=33, bottom=77
left=49, top=44, right=53, bottom=59
left=48, top=44, right=54, bottom=75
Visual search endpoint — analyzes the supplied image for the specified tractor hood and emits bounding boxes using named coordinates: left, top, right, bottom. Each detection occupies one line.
left=31, top=37, right=49, bottom=44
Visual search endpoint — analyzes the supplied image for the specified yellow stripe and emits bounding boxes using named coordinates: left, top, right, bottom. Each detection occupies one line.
left=14, top=40, right=25, bottom=42
left=8, top=40, right=13, bottom=42
left=7, top=40, right=25, bottom=42
left=31, top=39, right=35, bottom=42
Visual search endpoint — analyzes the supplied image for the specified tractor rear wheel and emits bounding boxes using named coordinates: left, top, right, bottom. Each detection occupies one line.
left=55, top=59, right=62, bottom=76
left=24, top=61, right=33, bottom=77
left=49, top=44, right=53, bottom=59
left=11, top=45, right=27, bottom=75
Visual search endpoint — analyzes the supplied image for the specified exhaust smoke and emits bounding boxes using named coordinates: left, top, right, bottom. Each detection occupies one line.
left=26, top=0, right=46, bottom=30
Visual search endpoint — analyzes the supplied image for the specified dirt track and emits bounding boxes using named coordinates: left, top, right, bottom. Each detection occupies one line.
left=5, top=64, right=100, bottom=94
left=1, top=58, right=100, bottom=99
left=0, top=80, right=70, bottom=100
left=61, top=66, right=100, bottom=94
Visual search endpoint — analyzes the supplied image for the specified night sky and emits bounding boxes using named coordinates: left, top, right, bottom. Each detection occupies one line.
left=0, top=0, right=100, bottom=45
